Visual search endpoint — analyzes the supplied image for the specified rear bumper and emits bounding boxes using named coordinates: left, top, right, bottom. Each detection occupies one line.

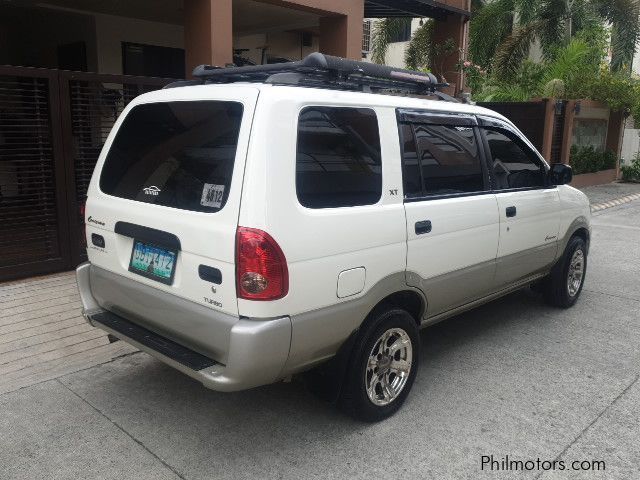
left=76, top=262, right=292, bottom=392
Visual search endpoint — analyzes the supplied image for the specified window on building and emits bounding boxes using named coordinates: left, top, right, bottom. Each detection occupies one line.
left=296, top=107, right=382, bottom=208
left=400, top=123, right=485, bottom=197
left=389, top=18, right=412, bottom=43
left=122, top=42, right=185, bottom=79
left=481, top=128, right=546, bottom=189
left=362, top=20, right=372, bottom=53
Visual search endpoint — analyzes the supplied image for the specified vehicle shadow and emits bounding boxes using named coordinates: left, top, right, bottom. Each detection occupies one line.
left=66, top=288, right=562, bottom=468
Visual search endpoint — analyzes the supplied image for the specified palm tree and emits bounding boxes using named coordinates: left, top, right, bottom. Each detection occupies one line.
left=470, top=0, right=640, bottom=78
left=404, top=20, right=434, bottom=71
left=370, top=18, right=413, bottom=65
left=371, top=19, right=457, bottom=81
left=475, top=38, right=601, bottom=101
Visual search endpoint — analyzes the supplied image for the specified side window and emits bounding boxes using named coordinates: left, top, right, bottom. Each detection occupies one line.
left=399, top=123, right=421, bottom=197
left=296, top=107, right=382, bottom=208
left=481, top=127, right=546, bottom=189
left=399, top=122, right=485, bottom=197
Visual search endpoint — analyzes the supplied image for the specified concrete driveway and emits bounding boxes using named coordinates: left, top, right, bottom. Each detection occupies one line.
left=2, top=201, right=640, bottom=480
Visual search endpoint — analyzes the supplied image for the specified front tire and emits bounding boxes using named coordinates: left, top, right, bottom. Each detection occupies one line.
left=339, top=308, right=419, bottom=422
left=544, top=235, right=587, bottom=308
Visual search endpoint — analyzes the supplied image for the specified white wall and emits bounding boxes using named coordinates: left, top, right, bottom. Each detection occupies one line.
left=621, top=129, right=640, bottom=165
left=233, top=31, right=319, bottom=64
left=94, top=13, right=184, bottom=75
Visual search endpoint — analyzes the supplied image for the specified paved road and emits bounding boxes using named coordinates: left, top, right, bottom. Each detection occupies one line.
left=580, top=181, right=640, bottom=207
left=2, top=201, right=640, bottom=479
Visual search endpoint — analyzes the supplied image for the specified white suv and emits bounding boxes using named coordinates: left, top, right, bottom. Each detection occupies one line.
left=76, top=54, right=590, bottom=421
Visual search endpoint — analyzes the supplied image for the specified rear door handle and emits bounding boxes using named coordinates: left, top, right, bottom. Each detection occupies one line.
left=506, top=206, right=517, bottom=218
left=415, top=220, right=432, bottom=235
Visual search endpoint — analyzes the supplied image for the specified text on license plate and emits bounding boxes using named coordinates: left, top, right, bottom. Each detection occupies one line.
left=129, top=240, right=177, bottom=283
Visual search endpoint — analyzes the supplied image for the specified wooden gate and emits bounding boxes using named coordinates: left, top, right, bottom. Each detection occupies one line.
left=0, top=67, right=171, bottom=282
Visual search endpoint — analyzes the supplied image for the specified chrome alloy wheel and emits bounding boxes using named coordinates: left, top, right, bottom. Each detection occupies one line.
left=365, top=328, right=413, bottom=406
left=567, top=249, right=585, bottom=297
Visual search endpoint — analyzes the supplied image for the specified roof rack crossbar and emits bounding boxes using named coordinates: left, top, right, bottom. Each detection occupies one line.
left=190, top=53, right=450, bottom=96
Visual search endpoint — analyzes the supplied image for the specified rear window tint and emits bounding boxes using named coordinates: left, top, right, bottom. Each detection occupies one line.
left=296, top=107, right=382, bottom=209
left=100, top=101, right=243, bottom=213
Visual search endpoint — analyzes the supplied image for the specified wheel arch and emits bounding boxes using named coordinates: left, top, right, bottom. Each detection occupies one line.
left=367, top=289, right=426, bottom=327
left=300, top=283, right=426, bottom=403
left=560, top=216, right=591, bottom=256
left=571, top=226, right=590, bottom=252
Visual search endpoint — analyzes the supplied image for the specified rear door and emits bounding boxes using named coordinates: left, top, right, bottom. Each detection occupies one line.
left=478, top=117, right=560, bottom=287
left=85, top=86, right=259, bottom=317
left=399, top=110, right=500, bottom=317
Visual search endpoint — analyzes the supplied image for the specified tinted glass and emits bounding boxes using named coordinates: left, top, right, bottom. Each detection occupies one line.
left=482, top=128, right=546, bottom=189
left=296, top=107, right=382, bottom=208
left=399, top=123, right=422, bottom=197
left=100, top=101, right=243, bottom=213
left=400, top=123, right=484, bottom=196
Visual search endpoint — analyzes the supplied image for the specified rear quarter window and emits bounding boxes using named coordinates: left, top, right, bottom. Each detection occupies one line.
left=296, top=106, right=382, bottom=209
left=100, top=101, right=243, bottom=213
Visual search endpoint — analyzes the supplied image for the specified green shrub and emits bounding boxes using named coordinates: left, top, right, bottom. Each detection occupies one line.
left=570, top=146, right=618, bottom=175
left=621, top=153, right=640, bottom=182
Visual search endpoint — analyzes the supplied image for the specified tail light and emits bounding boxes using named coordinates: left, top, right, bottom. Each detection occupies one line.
left=236, top=227, right=288, bottom=301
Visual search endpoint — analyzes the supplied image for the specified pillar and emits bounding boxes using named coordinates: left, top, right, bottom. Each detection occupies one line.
left=606, top=110, right=626, bottom=179
left=319, top=13, right=363, bottom=60
left=560, top=100, right=577, bottom=165
left=431, top=13, right=468, bottom=93
left=184, top=0, right=233, bottom=77
left=541, top=98, right=555, bottom=162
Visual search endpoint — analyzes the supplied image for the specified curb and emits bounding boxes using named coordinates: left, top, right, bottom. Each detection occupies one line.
left=591, top=192, right=640, bottom=212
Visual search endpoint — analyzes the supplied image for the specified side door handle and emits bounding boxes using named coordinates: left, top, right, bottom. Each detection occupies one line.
left=415, top=220, right=432, bottom=235
left=505, top=206, right=517, bottom=218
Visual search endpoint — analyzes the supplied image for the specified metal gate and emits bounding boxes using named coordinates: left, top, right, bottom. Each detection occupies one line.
left=0, top=67, right=171, bottom=282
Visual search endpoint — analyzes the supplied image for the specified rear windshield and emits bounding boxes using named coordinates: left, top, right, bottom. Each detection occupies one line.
left=100, top=101, right=243, bottom=213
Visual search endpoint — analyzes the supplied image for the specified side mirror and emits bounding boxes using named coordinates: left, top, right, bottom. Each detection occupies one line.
left=549, top=163, right=572, bottom=186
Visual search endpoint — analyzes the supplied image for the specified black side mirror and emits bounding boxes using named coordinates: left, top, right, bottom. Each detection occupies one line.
left=549, top=163, right=572, bottom=185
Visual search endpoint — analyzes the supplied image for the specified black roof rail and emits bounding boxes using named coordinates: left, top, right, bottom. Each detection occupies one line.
left=179, top=53, right=454, bottom=98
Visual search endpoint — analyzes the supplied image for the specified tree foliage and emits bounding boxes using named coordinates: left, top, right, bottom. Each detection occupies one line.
left=370, top=18, right=412, bottom=65
left=475, top=37, right=605, bottom=101
left=470, top=0, right=640, bottom=74
left=404, top=20, right=434, bottom=71
left=473, top=33, right=640, bottom=124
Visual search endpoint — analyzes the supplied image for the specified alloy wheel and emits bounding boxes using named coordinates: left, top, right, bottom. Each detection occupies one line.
left=567, top=249, right=585, bottom=297
left=364, top=328, right=413, bottom=406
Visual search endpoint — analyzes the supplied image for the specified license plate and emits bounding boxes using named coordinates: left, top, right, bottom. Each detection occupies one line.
left=128, top=240, right=177, bottom=285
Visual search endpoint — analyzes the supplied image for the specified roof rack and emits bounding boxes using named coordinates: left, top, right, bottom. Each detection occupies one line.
left=165, top=53, right=456, bottom=101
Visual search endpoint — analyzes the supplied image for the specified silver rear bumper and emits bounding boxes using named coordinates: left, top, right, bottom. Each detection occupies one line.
left=76, top=262, right=292, bottom=392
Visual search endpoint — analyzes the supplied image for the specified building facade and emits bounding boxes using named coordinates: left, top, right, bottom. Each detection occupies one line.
left=0, top=0, right=471, bottom=282
left=2, top=0, right=470, bottom=78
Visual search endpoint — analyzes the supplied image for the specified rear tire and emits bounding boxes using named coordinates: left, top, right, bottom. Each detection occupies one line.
left=544, top=236, right=587, bottom=308
left=339, top=308, right=419, bottom=422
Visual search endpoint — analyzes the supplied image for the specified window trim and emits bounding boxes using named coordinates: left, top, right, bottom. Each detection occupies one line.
left=478, top=121, right=554, bottom=193
left=397, top=111, right=491, bottom=203
left=403, top=190, right=495, bottom=203
left=295, top=105, right=383, bottom=210
left=398, top=109, right=477, bottom=127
